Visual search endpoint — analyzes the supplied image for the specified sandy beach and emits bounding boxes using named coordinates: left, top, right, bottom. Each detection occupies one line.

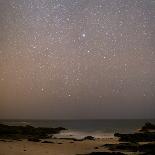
left=0, top=138, right=118, bottom=155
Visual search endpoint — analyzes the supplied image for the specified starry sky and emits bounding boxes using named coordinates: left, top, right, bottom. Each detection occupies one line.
left=0, top=0, right=155, bottom=119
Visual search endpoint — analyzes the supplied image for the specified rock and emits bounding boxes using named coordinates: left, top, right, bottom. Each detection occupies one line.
left=114, top=132, right=155, bottom=142
left=94, top=147, right=99, bottom=149
left=83, top=136, right=95, bottom=140
left=104, top=142, right=138, bottom=152
left=104, top=142, right=155, bottom=154
left=139, top=143, right=155, bottom=154
left=41, top=141, right=54, bottom=143
left=140, top=122, right=155, bottom=132
left=0, top=123, right=66, bottom=139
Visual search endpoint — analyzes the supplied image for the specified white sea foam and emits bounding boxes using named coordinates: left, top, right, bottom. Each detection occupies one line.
left=54, top=130, right=114, bottom=139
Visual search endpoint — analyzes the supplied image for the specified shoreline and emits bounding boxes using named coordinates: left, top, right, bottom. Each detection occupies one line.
left=0, top=122, right=155, bottom=155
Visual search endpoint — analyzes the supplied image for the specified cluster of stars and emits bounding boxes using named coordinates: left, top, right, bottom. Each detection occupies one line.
left=0, top=0, right=155, bottom=118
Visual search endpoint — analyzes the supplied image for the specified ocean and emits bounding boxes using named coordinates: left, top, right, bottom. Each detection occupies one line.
left=1, top=119, right=155, bottom=139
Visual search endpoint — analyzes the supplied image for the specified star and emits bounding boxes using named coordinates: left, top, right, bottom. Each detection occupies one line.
left=0, top=0, right=154, bottom=119
left=82, top=33, right=86, bottom=37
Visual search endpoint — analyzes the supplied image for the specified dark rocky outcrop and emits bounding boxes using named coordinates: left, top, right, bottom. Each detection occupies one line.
left=140, top=122, right=155, bottom=132
left=58, top=136, right=95, bottom=141
left=114, top=132, right=155, bottom=142
left=104, top=142, right=138, bottom=152
left=103, top=122, right=155, bottom=155
left=41, top=140, right=54, bottom=143
left=139, top=143, right=155, bottom=154
left=104, top=142, right=155, bottom=154
left=58, top=137, right=82, bottom=141
left=83, top=136, right=95, bottom=140
left=0, top=123, right=66, bottom=139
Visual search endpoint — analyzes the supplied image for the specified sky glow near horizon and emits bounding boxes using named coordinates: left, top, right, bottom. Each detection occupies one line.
left=0, top=0, right=155, bottom=119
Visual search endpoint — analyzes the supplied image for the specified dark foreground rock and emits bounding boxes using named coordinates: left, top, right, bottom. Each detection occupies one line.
left=114, top=122, right=155, bottom=142
left=140, top=122, right=155, bottom=132
left=104, top=142, right=155, bottom=154
left=41, top=140, right=54, bottom=143
left=58, top=136, right=95, bottom=141
left=104, top=142, right=138, bottom=152
left=104, top=142, right=155, bottom=151
left=114, top=132, right=155, bottom=142
left=58, top=137, right=83, bottom=141
left=139, top=143, right=155, bottom=154
left=83, top=136, right=95, bottom=140
left=104, top=122, right=155, bottom=155
left=0, top=123, right=66, bottom=139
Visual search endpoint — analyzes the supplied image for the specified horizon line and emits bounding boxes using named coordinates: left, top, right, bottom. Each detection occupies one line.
left=0, top=118, right=155, bottom=121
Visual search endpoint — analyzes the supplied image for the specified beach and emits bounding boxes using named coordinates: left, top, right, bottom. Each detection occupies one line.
left=0, top=138, right=118, bottom=155
left=0, top=121, right=155, bottom=155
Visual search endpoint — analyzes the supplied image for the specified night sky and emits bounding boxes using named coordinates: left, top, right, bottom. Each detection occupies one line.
left=0, top=0, right=155, bottom=119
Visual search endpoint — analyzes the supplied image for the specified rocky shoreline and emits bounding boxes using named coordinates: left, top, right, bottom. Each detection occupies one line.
left=0, top=123, right=66, bottom=140
left=0, top=122, right=155, bottom=155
